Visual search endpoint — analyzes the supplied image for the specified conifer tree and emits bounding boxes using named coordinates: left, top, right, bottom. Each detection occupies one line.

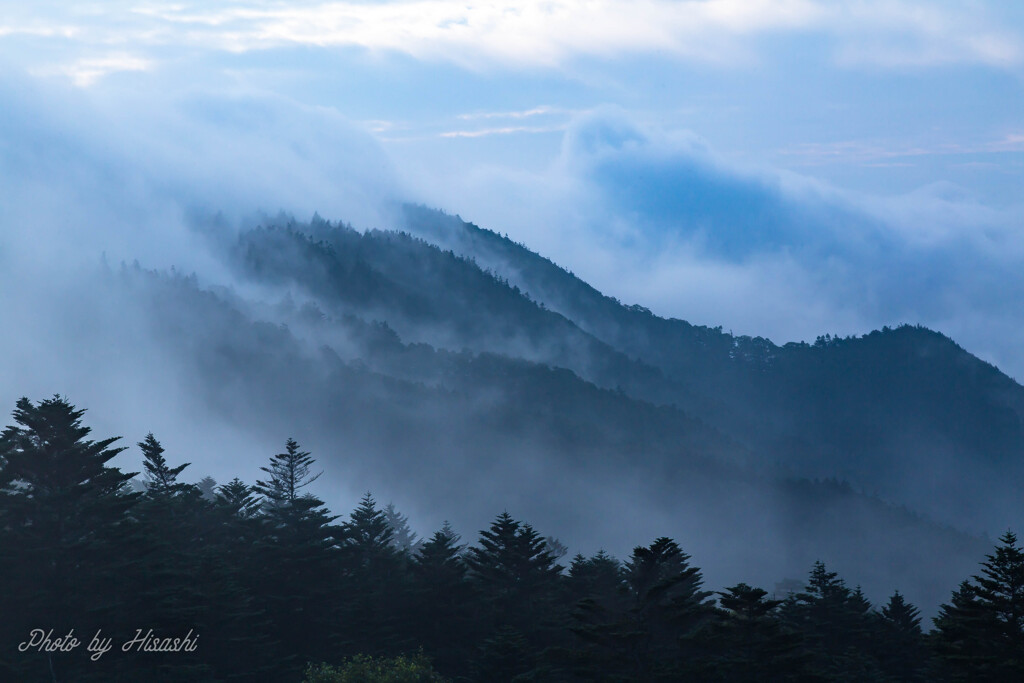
left=622, top=537, right=715, bottom=679
left=465, top=512, right=564, bottom=679
left=933, top=531, right=1024, bottom=681
left=345, top=492, right=400, bottom=565
left=780, top=561, right=883, bottom=680
left=566, top=550, right=624, bottom=606
left=140, top=432, right=191, bottom=496
left=410, top=523, right=475, bottom=678
left=0, top=396, right=139, bottom=681
left=562, top=551, right=628, bottom=681
left=466, top=512, right=564, bottom=630
left=206, top=477, right=279, bottom=680
left=195, top=475, right=218, bottom=500
left=255, top=437, right=322, bottom=516
left=384, top=502, right=423, bottom=555
left=567, top=538, right=714, bottom=681
left=699, top=583, right=811, bottom=682
left=252, top=439, right=341, bottom=678
left=215, top=477, right=262, bottom=519
left=132, top=434, right=213, bottom=681
left=338, top=493, right=411, bottom=656
left=876, top=591, right=928, bottom=682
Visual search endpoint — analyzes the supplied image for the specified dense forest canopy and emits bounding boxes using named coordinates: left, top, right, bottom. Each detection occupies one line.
left=1, top=208, right=1022, bottom=680
left=1, top=395, right=1021, bottom=681
left=5, top=207, right=1019, bottom=617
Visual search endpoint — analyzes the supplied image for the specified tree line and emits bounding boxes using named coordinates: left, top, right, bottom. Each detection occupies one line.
left=0, top=396, right=1021, bottom=682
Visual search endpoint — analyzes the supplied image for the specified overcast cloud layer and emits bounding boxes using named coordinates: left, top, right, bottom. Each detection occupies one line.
left=1, top=0, right=1023, bottom=390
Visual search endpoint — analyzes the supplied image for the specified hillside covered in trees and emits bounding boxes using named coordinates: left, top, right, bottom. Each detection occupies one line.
left=3, top=207, right=1023, bottom=678
left=12, top=207, right=1018, bottom=613
left=1, top=396, right=1021, bottom=681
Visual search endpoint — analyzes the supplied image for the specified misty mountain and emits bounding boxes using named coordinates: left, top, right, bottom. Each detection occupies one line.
left=398, top=205, right=1024, bottom=534
left=71, top=207, right=1022, bottom=613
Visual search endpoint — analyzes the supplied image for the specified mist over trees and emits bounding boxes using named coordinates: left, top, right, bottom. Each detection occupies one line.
left=0, top=395, right=1021, bottom=681
left=70, top=208, right=1018, bottom=609
left=0, top=207, right=1022, bottom=679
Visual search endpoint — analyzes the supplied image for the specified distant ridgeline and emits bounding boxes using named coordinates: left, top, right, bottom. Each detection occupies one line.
left=71, top=206, right=1024, bottom=623
left=233, top=206, right=1023, bottom=535
left=0, top=396, right=1022, bottom=681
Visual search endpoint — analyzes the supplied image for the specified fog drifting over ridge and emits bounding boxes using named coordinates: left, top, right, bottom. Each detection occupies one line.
left=403, top=107, right=1024, bottom=382
left=1, top=67, right=1023, bottom=398
left=0, top=74, right=403, bottom=492
left=0, top=55, right=1021, bottom=612
left=2, top=0, right=1022, bottom=379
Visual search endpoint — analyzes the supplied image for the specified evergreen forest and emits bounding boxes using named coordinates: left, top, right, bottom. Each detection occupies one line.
left=1, top=395, right=1021, bottom=682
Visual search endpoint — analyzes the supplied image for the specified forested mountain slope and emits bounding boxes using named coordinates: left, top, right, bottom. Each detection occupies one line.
left=399, top=205, right=1024, bottom=533
left=81, top=208, right=1024, bottom=611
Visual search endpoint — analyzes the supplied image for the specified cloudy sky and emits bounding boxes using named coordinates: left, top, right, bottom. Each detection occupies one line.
left=1, top=0, right=1023, bottom=378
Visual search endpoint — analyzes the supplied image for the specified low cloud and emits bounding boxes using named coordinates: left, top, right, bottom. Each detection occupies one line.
left=411, top=107, right=1024, bottom=380
left=0, top=73, right=403, bottom=482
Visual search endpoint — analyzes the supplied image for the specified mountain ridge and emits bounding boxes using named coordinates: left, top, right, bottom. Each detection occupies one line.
left=395, top=204, right=1024, bottom=533
left=76, top=206, right=1021, bottom=612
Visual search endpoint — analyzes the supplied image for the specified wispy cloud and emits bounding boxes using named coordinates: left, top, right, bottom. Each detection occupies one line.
left=778, top=134, right=1024, bottom=166
left=34, top=53, right=153, bottom=87
left=0, top=23, right=79, bottom=39
left=439, top=124, right=565, bottom=139
left=456, top=106, right=572, bottom=121
left=988, top=133, right=1024, bottom=152
left=3, top=1, right=1020, bottom=78
left=831, top=1, right=1023, bottom=68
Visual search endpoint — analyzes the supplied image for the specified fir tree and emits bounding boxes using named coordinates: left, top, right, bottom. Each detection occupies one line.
left=567, top=538, right=714, bottom=681
left=780, top=561, right=883, bottom=680
left=561, top=551, right=629, bottom=681
left=215, top=477, right=262, bottom=519
left=338, top=493, right=411, bottom=656
left=195, top=475, right=218, bottom=500
left=132, top=434, right=213, bottom=681
left=566, top=550, right=624, bottom=606
left=933, top=531, right=1024, bottom=681
left=255, top=437, right=322, bottom=514
left=140, top=432, right=191, bottom=496
left=0, top=396, right=139, bottom=681
left=466, top=512, right=564, bottom=629
left=383, top=501, right=422, bottom=555
left=700, top=583, right=812, bottom=682
left=621, top=537, right=715, bottom=679
left=465, top=512, right=564, bottom=678
left=409, top=523, right=475, bottom=678
left=876, top=591, right=928, bottom=682
left=252, top=439, right=341, bottom=678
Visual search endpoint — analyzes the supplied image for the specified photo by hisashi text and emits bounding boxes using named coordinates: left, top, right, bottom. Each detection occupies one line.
left=18, top=628, right=199, bottom=661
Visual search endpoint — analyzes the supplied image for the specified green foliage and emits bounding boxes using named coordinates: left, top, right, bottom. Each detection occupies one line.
left=304, top=652, right=448, bottom=683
